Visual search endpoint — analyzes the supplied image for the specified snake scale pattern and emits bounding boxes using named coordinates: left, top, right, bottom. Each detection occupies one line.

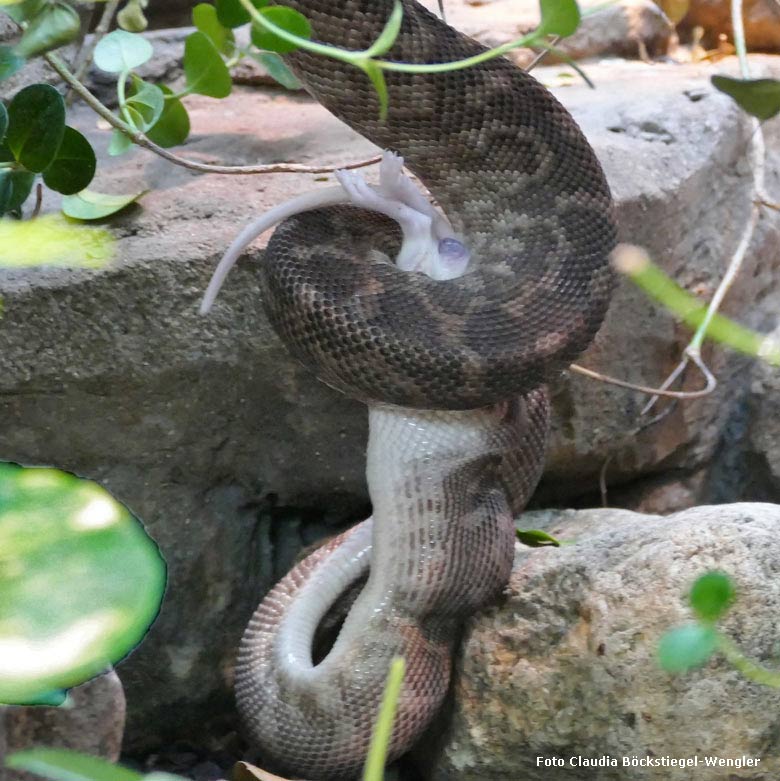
left=234, top=1, right=616, bottom=778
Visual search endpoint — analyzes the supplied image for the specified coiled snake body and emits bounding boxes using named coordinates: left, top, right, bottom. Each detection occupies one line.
left=234, top=1, right=616, bottom=777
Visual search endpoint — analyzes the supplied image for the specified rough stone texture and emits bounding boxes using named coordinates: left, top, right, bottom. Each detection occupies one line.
left=680, top=0, right=780, bottom=52
left=433, top=503, right=780, bottom=781
left=0, top=671, right=125, bottom=781
left=1, top=57, right=780, bottom=751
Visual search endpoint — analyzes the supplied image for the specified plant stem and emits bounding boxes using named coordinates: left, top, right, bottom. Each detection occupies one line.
left=42, top=51, right=381, bottom=176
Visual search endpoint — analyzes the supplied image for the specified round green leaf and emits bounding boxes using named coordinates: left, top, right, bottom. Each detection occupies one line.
left=0, top=101, right=8, bottom=140
left=711, top=75, right=780, bottom=122
left=251, top=6, right=311, bottom=55
left=0, top=45, right=25, bottom=82
left=93, top=29, right=153, bottom=73
left=0, top=462, right=166, bottom=704
left=61, top=188, right=145, bottom=220
left=117, top=0, right=149, bottom=32
left=12, top=1, right=81, bottom=59
left=690, top=571, right=735, bottom=622
left=0, top=168, right=35, bottom=214
left=215, top=0, right=267, bottom=28
left=193, top=2, right=235, bottom=55
left=146, top=85, right=190, bottom=148
left=538, top=0, right=581, bottom=37
left=6, top=83, right=66, bottom=172
left=124, top=75, right=165, bottom=131
left=41, top=126, right=96, bottom=195
left=658, top=623, right=718, bottom=673
left=183, top=30, right=232, bottom=98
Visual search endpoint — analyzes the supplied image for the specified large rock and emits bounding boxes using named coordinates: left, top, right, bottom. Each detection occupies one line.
left=1, top=56, right=780, bottom=752
left=433, top=503, right=780, bottom=780
left=0, top=672, right=125, bottom=781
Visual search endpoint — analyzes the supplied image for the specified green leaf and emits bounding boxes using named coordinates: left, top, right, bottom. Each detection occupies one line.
left=215, top=0, right=266, bottom=28
left=146, top=85, right=190, bottom=148
left=250, top=51, right=301, bottom=90
left=538, top=0, right=581, bottom=37
left=0, top=462, right=166, bottom=703
left=690, top=571, right=735, bottom=622
left=658, top=623, right=718, bottom=673
left=6, top=83, right=66, bottom=172
left=61, top=188, right=145, bottom=220
left=193, top=2, right=235, bottom=55
left=107, top=128, right=133, bottom=157
left=42, top=126, right=96, bottom=195
left=516, top=528, right=562, bottom=547
left=1, top=0, right=46, bottom=23
left=0, top=45, right=25, bottom=82
left=360, top=60, right=389, bottom=121
left=12, top=1, right=81, bottom=58
left=124, top=75, right=164, bottom=131
left=0, top=101, right=7, bottom=140
left=0, top=168, right=35, bottom=214
left=93, top=29, right=153, bottom=73
left=183, top=30, right=232, bottom=98
left=250, top=6, right=311, bottom=54
left=117, top=0, right=148, bottom=32
left=711, top=75, right=780, bottom=121
left=21, top=689, right=69, bottom=706
left=6, top=748, right=142, bottom=781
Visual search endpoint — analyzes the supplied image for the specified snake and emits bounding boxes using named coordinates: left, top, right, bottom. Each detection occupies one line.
left=211, top=1, right=616, bottom=778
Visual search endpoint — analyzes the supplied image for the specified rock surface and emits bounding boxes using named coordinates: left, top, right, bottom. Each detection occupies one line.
left=1, top=55, right=780, bottom=751
left=433, top=503, right=780, bottom=780
left=0, top=672, right=126, bottom=781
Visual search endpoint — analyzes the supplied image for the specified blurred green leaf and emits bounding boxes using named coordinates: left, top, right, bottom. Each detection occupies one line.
left=6, top=749, right=142, bottom=781
left=690, top=571, right=735, bottom=622
left=6, top=83, right=65, bottom=172
left=183, top=30, right=231, bottom=98
left=117, top=0, right=149, bottom=32
left=215, top=0, right=266, bottom=28
left=146, top=85, right=190, bottom=147
left=0, top=102, right=8, bottom=140
left=538, top=0, right=581, bottom=37
left=711, top=75, right=780, bottom=121
left=0, top=168, right=35, bottom=214
left=13, top=1, right=81, bottom=58
left=193, top=2, right=235, bottom=55
left=107, top=128, right=134, bottom=157
left=658, top=623, right=718, bottom=673
left=93, top=29, right=153, bottom=73
left=0, top=463, right=165, bottom=704
left=61, top=188, right=145, bottom=220
left=250, top=6, right=311, bottom=54
left=250, top=51, right=301, bottom=89
left=1, top=0, right=46, bottom=23
left=41, top=126, right=96, bottom=195
left=516, top=528, right=562, bottom=547
left=0, top=45, right=25, bottom=82
left=124, top=75, right=164, bottom=131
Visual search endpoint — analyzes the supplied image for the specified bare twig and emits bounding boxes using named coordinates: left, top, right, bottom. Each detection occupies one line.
left=43, top=52, right=381, bottom=176
left=30, top=183, right=43, bottom=218
left=525, top=35, right=561, bottom=72
left=570, top=361, right=716, bottom=400
left=642, top=0, right=768, bottom=416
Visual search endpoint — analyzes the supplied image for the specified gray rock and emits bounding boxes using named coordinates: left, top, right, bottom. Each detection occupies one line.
left=1, top=56, right=779, bottom=751
left=433, top=503, right=780, bottom=781
left=0, top=671, right=125, bottom=781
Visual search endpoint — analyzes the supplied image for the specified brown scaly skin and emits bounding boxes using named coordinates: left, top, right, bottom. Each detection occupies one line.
left=235, top=1, right=615, bottom=778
